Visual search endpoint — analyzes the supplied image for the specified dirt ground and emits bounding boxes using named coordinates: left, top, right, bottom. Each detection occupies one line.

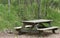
left=0, top=29, right=60, bottom=38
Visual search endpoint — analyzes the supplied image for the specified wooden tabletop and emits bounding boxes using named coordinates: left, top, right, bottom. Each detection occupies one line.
left=22, top=19, right=53, bottom=23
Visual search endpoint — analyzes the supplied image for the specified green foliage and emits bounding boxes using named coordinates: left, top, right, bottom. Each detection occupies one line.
left=0, top=0, right=60, bottom=30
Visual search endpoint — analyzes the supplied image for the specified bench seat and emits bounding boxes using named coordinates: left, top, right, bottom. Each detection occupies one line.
left=14, top=25, right=32, bottom=30
left=25, top=25, right=32, bottom=28
left=37, top=26, right=58, bottom=31
left=14, top=26, right=22, bottom=29
left=14, top=25, right=32, bottom=34
left=37, top=26, right=58, bottom=33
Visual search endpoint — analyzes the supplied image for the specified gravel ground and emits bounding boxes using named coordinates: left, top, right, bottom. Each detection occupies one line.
left=0, top=29, right=60, bottom=38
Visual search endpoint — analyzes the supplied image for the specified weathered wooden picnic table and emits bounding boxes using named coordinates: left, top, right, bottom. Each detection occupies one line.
left=15, top=19, right=58, bottom=34
left=22, top=19, right=58, bottom=33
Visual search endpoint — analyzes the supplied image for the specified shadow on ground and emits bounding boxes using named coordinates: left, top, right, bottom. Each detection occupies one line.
left=0, top=29, right=60, bottom=38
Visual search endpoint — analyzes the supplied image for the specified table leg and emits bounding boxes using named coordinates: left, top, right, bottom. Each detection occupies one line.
left=34, top=24, right=42, bottom=33
left=52, top=28, right=58, bottom=33
left=18, top=24, right=26, bottom=34
left=52, top=30, right=55, bottom=33
left=28, top=24, right=37, bottom=34
left=29, top=25, right=35, bottom=33
left=48, top=22, right=52, bottom=27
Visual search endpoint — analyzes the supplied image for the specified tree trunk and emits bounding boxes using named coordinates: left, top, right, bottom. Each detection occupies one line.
left=8, top=0, right=10, bottom=13
left=36, top=0, right=41, bottom=19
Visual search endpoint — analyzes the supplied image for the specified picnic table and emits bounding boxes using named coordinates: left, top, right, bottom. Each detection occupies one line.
left=22, top=19, right=58, bottom=33
left=14, top=19, right=58, bottom=34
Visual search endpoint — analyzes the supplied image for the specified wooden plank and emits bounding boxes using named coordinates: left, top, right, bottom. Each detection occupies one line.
left=25, top=25, right=32, bottom=28
left=37, top=26, right=58, bottom=31
left=22, top=19, right=53, bottom=23
left=14, top=25, right=32, bottom=29
left=14, top=26, right=22, bottom=29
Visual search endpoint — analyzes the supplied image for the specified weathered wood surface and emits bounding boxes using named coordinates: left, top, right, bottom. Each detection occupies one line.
left=37, top=26, right=58, bottom=31
left=14, top=25, right=32, bottom=29
left=22, top=19, right=53, bottom=23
